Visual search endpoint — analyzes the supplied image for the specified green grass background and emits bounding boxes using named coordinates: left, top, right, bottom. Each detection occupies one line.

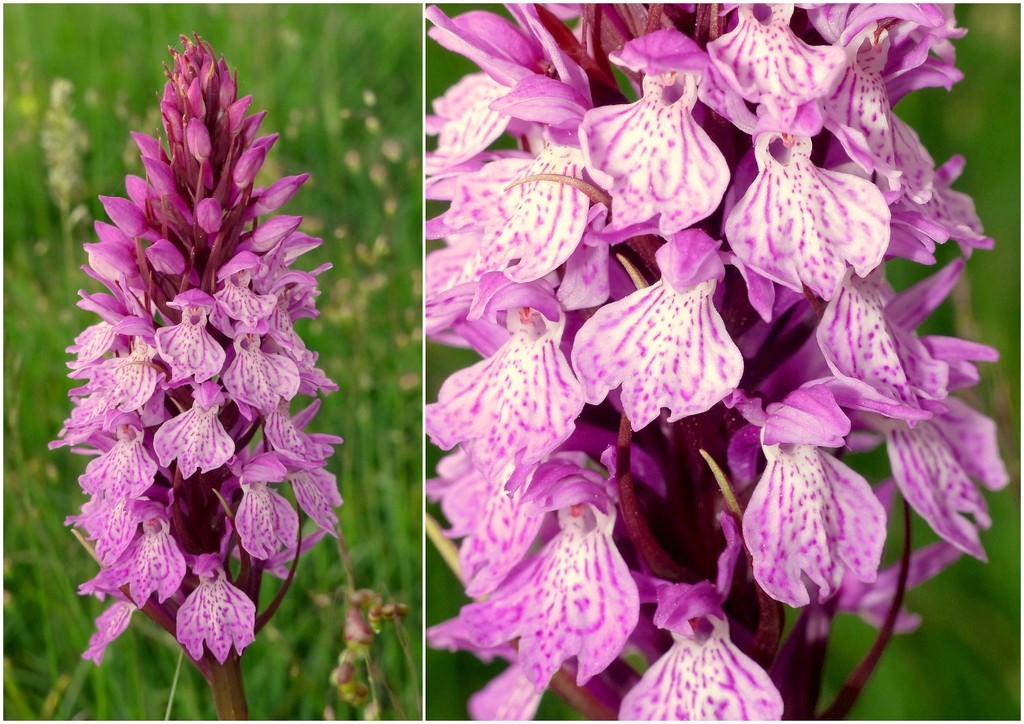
left=5, top=5, right=422, bottom=719
left=425, top=5, right=1021, bottom=720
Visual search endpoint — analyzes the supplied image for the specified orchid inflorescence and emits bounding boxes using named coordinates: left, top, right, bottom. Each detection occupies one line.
left=424, top=4, right=1008, bottom=719
left=52, top=34, right=342, bottom=711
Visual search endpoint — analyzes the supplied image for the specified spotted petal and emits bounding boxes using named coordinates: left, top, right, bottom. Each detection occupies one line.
left=468, top=662, right=543, bottom=721
left=236, top=481, right=299, bottom=559
left=725, top=134, right=890, bottom=300
left=886, top=418, right=992, bottom=560
left=581, top=72, right=729, bottom=234
left=222, top=334, right=300, bottom=415
left=214, top=266, right=277, bottom=332
left=572, top=278, right=742, bottom=431
left=427, top=73, right=510, bottom=174
left=289, top=467, right=342, bottom=536
left=460, top=484, right=543, bottom=598
left=708, top=4, right=845, bottom=129
left=68, top=322, right=116, bottom=370
left=92, top=496, right=138, bottom=566
left=619, top=619, right=783, bottom=720
left=153, top=388, right=234, bottom=478
left=111, top=341, right=161, bottom=412
left=743, top=440, right=886, bottom=607
left=155, top=310, right=225, bottom=383
left=126, top=514, right=187, bottom=605
left=425, top=448, right=491, bottom=539
left=823, top=27, right=898, bottom=179
left=425, top=311, right=584, bottom=480
left=477, top=145, right=591, bottom=283
left=176, top=556, right=256, bottom=663
left=461, top=505, right=639, bottom=690
left=83, top=600, right=137, bottom=665
left=80, top=424, right=157, bottom=499
left=817, top=270, right=946, bottom=415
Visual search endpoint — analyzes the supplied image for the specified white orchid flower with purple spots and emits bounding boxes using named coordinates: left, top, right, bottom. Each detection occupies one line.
left=425, top=4, right=1007, bottom=720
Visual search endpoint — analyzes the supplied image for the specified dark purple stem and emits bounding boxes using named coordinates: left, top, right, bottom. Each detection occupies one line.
left=617, top=413, right=689, bottom=581
left=549, top=668, right=616, bottom=720
left=818, top=498, right=912, bottom=719
left=254, top=506, right=304, bottom=633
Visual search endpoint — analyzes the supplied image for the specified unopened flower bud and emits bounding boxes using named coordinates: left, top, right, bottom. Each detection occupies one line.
left=344, top=607, right=373, bottom=652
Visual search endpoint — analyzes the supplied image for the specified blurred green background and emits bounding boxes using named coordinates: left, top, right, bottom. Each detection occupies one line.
left=425, top=5, right=1021, bottom=720
left=5, top=5, right=422, bottom=720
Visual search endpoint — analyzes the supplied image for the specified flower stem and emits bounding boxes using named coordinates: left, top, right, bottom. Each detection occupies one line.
left=209, top=654, right=249, bottom=720
left=549, top=668, right=616, bottom=720
left=616, top=413, right=689, bottom=581
left=818, top=499, right=912, bottom=719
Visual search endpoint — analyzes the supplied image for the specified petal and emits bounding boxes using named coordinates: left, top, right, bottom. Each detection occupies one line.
left=890, top=114, right=935, bottom=204
left=253, top=174, right=308, bottom=217
left=153, top=402, right=234, bottom=479
left=289, top=467, right=342, bottom=536
left=884, top=257, right=963, bottom=331
left=83, top=601, right=137, bottom=665
left=264, top=403, right=321, bottom=461
left=127, top=517, right=187, bottom=605
left=99, top=195, right=149, bottom=237
left=67, top=322, right=116, bottom=369
left=743, top=442, right=887, bottom=607
left=571, top=279, right=742, bottom=430
left=460, top=485, right=543, bottom=597
left=440, top=157, right=534, bottom=236
left=886, top=419, right=991, bottom=559
left=620, top=621, right=782, bottom=720
left=214, top=279, right=277, bottom=331
left=725, top=134, right=890, bottom=300
left=461, top=505, right=639, bottom=690
left=822, top=27, right=897, bottom=176
left=581, top=73, right=729, bottom=234
left=425, top=448, right=492, bottom=538
left=840, top=538, right=961, bottom=632
left=112, top=344, right=161, bottom=412
left=236, top=483, right=299, bottom=559
left=468, top=662, right=543, bottom=721
left=425, top=311, right=584, bottom=480
left=763, top=385, right=851, bottom=448
left=80, top=433, right=158, bottom=499
left=222, top=335, right=300, bottom=415
left=93, top=496, right=138, bottom=566
left=490, top=74, right=588, bottom=129
left=478, top=145, right=591, bottom=283
left=817, top=271, right=947, bottom=413
left=611, top=28, right=707, bottom=75
left=557, top=240, right=610, bottom=311
left=155, top=317, right=226, bottom=383
left=250, top=215, right=301, bottom=253
left=427, top=75, right=510, bottom=173
left=708, top=4, right=845, bottom=128
left=176, top=566, right=256, bottom=663
left=932, top=397, right=1009, bottom=491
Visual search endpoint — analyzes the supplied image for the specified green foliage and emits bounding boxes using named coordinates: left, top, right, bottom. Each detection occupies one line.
left=4, top=5, right=422, bottom=719
left=424, top=4, right=1020, bottom=720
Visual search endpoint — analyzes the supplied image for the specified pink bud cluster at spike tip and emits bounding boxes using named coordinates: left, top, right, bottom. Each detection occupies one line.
left=424, top=5, right=1009, bottom=720
left=52, top=35, right=343, bottom=678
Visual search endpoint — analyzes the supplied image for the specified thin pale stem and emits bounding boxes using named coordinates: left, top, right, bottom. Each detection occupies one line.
left=505, top=173, right=612, bottom=209
left=425, top=513, right=461, bottom=579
